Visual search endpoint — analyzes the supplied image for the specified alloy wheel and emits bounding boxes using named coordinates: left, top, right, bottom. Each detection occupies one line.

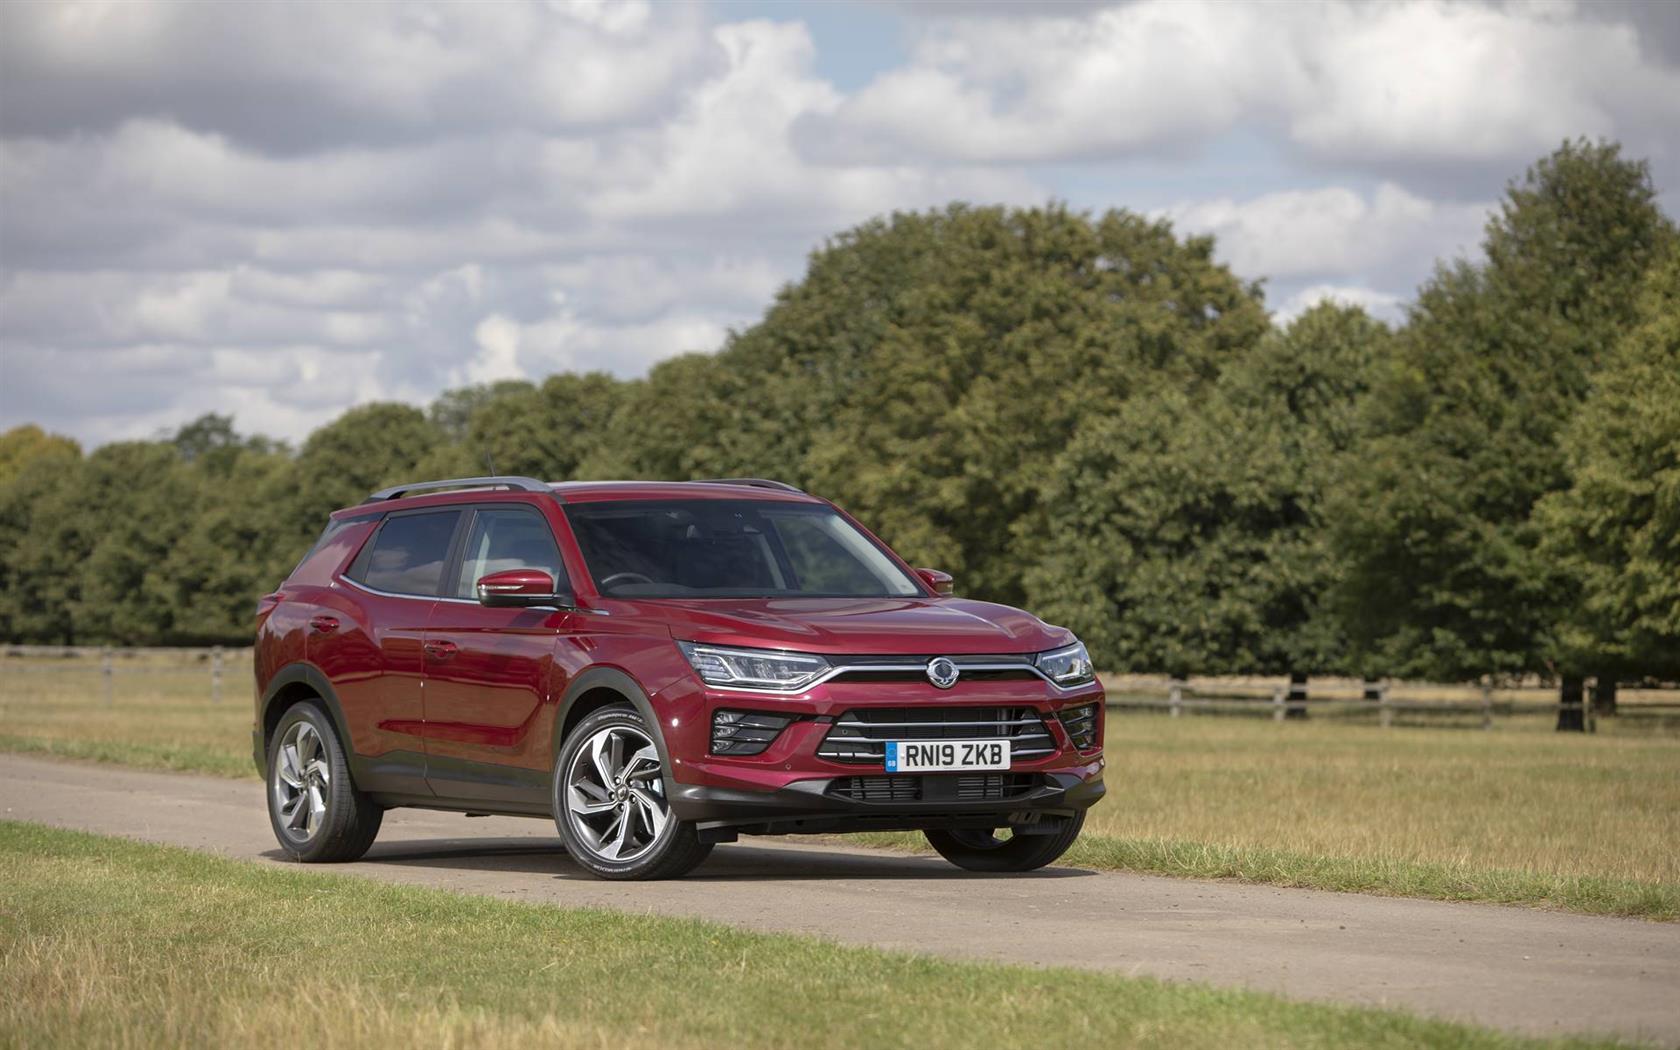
left=564, top=724, right=670, bottom=862
left=272, top=721, right=330, bottom=841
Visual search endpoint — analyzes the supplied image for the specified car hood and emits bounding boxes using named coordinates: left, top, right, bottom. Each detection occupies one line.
left=611, top=596, right=1073, bottom=656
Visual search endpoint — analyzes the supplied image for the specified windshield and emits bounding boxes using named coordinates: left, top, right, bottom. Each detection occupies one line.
left=563, top=499, right=923, bottom=599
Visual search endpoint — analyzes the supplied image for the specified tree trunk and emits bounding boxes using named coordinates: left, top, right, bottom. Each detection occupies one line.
left=1592, top=676, right=1618, bottom=717
left=1556, top=675, right=1586, bottom=732
left=1286, top=671, right=1309, bottom=720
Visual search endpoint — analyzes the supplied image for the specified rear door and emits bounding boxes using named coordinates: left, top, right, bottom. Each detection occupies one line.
left=420, top=503, right=574, bottom=805
left=321, top=507, right=465, bottom=796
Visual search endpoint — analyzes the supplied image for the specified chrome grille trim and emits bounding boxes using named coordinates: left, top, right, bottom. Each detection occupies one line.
left=817, top=706, right=1059, bottom=764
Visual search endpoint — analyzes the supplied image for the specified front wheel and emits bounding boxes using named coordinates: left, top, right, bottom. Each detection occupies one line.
left=554, top=705, right=712, bottom=880
left=924, top=811, right=1085, bottom=873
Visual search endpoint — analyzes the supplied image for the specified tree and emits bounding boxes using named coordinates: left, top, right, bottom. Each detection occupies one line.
left=1330, top=140, right=1676, bottom=684
left=461, top=372, right=628, bottom=480
left=1024, top=304, right=1389, bottom=676
left=0, top=428, right=84, bottom=642
left=283, top=403, right=444, bottom=554
left=1537, top=245, right=1680, bottom=685
left=659, top=204, right=1269, bottom=604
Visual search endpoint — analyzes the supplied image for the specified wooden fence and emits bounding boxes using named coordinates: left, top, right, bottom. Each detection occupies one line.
left=1104, top=678, right=1680, bottom=731
left=6, top=645, right=1679, bottom=731
left=1, top=644, right=252, bottom=706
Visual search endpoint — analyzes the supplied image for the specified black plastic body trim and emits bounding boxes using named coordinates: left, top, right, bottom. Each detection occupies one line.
left=669, top=770, right=1105, bottom=837
left=552, top=667, right=676, bottom=795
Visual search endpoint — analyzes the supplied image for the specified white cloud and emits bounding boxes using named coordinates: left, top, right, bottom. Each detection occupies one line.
left=812, top=0, right=1680, bottom=175
left=1162, top=183, right=1491, bottom=284
left=1, top=0, right=1674, bottom=449
left=1273, top=284, right=1406, bottom=325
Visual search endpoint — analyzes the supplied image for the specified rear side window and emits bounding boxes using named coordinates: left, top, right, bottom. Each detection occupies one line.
left=452, top=508, right=567, bottom=598
left=349, top=511, right=461, bottom=596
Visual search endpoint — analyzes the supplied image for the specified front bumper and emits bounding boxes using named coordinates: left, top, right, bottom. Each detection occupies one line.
left=669, top=763, right=1105, bottom=839
left=648, top=660, right=1107, bottom=839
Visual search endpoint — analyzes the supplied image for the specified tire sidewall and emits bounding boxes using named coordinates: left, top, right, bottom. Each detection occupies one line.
left=266, top=702, right=355, bottom=862
left=553, top=705, right=688, bottom=879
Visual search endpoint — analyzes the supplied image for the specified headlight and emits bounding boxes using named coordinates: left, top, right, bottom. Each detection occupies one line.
left=1036, top=641, right=1095, bottom=686
left=677, top=642, right=830, bottom=691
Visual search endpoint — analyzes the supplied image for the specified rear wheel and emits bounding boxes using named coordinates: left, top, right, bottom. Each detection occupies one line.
left=554, top=705, right=712, bottom=880
left=924, top=811, right=1085, bottom=872
left=266, top=702, right=382, bottom=862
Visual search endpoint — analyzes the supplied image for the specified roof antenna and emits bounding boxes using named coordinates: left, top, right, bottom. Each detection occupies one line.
left=483, top=451, right=498, bottom=476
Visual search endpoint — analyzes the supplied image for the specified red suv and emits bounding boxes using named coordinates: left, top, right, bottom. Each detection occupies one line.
left=254, top=476, right=1105, bottom=879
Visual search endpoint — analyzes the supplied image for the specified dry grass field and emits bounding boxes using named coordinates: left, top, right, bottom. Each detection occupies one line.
left=4, top=822, right=1619, bottom=1050
left=3, top=648, right=1677, bottom=916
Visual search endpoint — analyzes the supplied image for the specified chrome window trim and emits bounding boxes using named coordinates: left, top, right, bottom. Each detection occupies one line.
left=338, top=575, right=477, bottom=604
left=336, top=575, right=607, bottom=614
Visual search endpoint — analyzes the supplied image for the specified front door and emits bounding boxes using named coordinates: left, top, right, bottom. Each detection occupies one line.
left=420, top=504, right=574, bottom=805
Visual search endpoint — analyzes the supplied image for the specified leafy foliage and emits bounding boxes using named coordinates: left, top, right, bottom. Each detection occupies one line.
left=1329, top=140, right=1676, bottom=680
left=1536, top=245, right=1680, bottom=678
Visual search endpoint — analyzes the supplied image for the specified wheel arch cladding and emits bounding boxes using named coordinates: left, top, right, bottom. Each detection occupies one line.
left=259, top=663, right=353, bottom=764
left=554, top=668, right=672, bottom=774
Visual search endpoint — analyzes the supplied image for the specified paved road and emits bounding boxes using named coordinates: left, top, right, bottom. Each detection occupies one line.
left=2, top=754, right=1676, bottom=1045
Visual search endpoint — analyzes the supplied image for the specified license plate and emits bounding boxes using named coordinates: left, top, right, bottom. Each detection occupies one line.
left=885, top=739, right=1010, bottom=772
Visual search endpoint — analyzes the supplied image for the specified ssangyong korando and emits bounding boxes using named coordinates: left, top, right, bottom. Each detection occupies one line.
left=254, top=476, right=1105, bottom=879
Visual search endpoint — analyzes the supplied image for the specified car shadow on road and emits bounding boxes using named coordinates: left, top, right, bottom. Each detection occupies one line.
left=275, top=836, right=1094, bottom=881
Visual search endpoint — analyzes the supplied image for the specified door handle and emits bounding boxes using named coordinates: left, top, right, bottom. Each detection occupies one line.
left=308, top=615, right=339, bottom=634
left=423, top=640, right=459, bottom=660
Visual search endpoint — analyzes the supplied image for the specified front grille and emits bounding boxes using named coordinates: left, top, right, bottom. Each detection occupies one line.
left=817, top=706, right=1056, bottom=764
left=827, top=773, right=1040, bottom=803
left=822, top=654, right=1042, bottom=685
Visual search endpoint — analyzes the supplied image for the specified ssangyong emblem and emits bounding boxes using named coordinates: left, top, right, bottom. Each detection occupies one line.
left=926, top=656, right=960, bottom=689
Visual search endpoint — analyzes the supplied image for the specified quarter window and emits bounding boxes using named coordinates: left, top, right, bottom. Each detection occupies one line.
left=351, top=511, right=461, bottom=596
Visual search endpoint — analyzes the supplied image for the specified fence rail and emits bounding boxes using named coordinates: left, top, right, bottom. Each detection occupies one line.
left=6, top=646, right=1679, bottom=730
left=2, top=643, right=251, bottom=705
left=1106, top=678, right=1680, bottom=731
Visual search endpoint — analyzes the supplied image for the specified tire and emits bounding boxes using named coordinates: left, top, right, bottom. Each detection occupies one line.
left=553, top=704, right=711, bottom=880
left=924, top=810, right=1085, bottom=873
left=266, top=701, right=382, bottom=863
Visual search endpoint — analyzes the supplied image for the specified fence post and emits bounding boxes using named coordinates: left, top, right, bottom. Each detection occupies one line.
left=1380, top=683, right=1393, bottom=729
left=1480, top=681, right=1493, bottom=731
left=1272, top=685, right=1286, bottom=723
left=1168, top=679, right=1183, bottom=718
left=211, top=645, right=223, bottom=703
left=102, top=645, right=114, bottom=707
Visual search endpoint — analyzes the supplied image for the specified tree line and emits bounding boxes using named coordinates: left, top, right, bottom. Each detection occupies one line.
left=3, top=140, right=1676, bottom=703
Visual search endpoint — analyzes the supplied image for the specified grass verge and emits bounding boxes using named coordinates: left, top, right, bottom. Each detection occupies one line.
left=0, top=820, right=1630, bottom=1050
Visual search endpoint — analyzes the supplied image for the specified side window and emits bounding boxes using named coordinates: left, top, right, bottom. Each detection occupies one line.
left=453, top=508, right=567, bottom=598
left=349, top=511, right=461, bottom=596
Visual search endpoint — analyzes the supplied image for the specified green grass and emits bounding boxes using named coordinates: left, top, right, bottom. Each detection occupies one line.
left=853, top=715, right=1680, bottom=919
left=0, top=821, right=1629, bottom=1050
left=3, top=656, right=1677, bottom=918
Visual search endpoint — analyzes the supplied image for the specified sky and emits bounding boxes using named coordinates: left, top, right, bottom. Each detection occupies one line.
left=2, top=0, right=1677, bottom=449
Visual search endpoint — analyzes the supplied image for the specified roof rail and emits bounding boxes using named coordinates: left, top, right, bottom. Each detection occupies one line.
left=366, top=476, right=552, bottom=502
left=692, top=477, right=805, bottom=493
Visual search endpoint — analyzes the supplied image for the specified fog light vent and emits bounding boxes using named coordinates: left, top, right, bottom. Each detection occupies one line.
left=711, top=710, right=793, bottom=756
left=1058, top=703, right=1100, bottom=750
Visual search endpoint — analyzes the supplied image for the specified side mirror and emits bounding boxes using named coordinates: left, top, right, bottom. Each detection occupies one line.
left=476, top=569, right=569, bottom=609
left=915, top=568, right=954, bottom=596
